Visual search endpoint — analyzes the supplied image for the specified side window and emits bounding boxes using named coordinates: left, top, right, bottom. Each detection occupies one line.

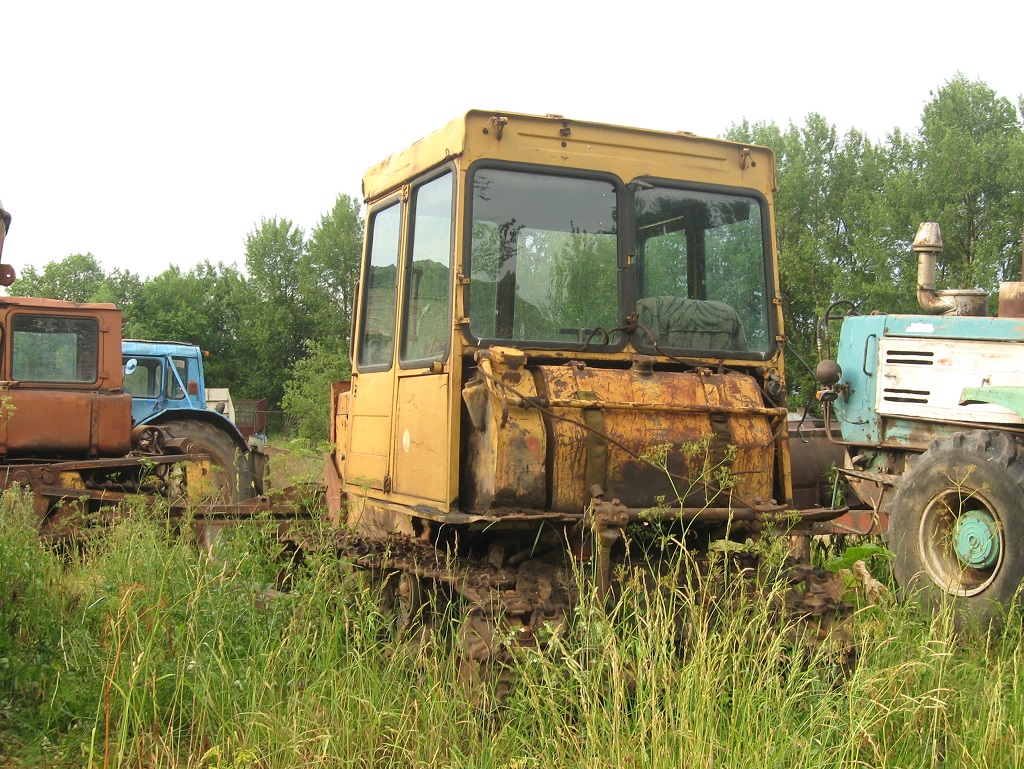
left=401, top=172, right=453, bottom=364
left=123, top=357, right=163, bottom=397
left=357, top=201, right=402, bottom=370
left=167, top=357, right=188, bottom=399
left=11, top=315, right=99, bottom=383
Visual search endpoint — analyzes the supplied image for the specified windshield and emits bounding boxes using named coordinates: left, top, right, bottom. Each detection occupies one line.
left=633, top=184, right=770, bottom=354
left=467, top=168, right=620, bottom=345
left=466, top=167, right=772, bottom=355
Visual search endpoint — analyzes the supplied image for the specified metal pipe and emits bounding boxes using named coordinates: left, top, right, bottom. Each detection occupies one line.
left=914, top=222, right=957, bottom=315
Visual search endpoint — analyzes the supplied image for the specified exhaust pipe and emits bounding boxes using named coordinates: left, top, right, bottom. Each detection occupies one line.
left=913, top=222, right=987, bottom=316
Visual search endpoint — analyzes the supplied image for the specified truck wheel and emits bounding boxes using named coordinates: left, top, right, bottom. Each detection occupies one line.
left=888, top=430, right=1024, bottom=627
left=159, top=419, right=256, bottom=504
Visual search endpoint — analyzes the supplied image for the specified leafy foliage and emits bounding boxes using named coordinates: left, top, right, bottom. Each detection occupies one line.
left=281, top=339, right=351, bottom=442
left=13, top=253, right=142, bottom=305
left=911, top=75, right=1024, bottom=289
left=728, top=75, right=1024, bottom=402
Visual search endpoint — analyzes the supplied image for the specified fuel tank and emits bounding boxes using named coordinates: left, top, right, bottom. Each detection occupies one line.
left=461, top=350, right=779, bottom=514
left=0, top=389, right=133, bottom=458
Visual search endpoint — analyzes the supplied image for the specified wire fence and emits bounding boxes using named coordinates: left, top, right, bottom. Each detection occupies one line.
left=235, top=400, right=298, bottom=439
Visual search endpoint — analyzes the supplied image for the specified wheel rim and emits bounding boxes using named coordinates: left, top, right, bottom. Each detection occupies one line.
left=918, top=487, right=1003, bottom=596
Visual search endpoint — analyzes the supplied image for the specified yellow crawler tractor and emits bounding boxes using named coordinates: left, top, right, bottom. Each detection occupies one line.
left=324, top=111, right=845, bottom=660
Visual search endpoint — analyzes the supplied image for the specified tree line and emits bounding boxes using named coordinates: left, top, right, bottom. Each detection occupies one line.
left=9, top=75, right=1024, bottom=436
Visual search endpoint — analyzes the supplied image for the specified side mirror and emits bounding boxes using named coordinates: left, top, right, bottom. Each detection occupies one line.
left=123, top=358, right=138, bottom=376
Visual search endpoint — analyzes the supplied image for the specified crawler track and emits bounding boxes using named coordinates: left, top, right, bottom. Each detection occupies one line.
left=326, top=530, right=856, bottom=700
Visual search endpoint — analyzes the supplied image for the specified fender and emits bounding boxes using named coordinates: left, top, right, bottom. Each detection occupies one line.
left=960, top=386, right=1024, bottom=422
left=136, top=408, right=249, bottom=454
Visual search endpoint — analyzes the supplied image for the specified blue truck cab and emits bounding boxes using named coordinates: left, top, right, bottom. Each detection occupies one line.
left=122, top=340, right=211, bottom=425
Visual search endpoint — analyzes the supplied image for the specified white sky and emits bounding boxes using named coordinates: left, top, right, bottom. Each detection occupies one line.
left=3, top=0, right=1021, bottom=279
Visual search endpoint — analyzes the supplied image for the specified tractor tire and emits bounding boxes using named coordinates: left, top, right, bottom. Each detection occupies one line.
left=159, top=419, right=256, bottom=504
left=888, top=430, right=1024, bottom=628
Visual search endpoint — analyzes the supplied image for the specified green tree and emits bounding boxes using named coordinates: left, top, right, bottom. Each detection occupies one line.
left=90, top=268, right=144, bottom=307
left=281, top=339, right=352, bottom=443
left=13, top=253, right=115, bottom=302
left=900, top=74, right=1024, bottom=290
left=124, top=262, right=250, bottom=393
left=301, top=194, right=363, bottom=343
left=240, top=218, right=310, bottom=405
left=280, top=196, right=363, bottom=439
left=728, top=116, right=904, bottom=400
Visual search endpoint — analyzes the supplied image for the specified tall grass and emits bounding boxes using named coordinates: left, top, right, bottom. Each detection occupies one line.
left=1, top=489, right=1021, bottom=768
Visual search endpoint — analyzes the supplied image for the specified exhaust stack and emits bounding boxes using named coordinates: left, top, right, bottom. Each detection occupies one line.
left=913, top=222, right=987, bottom=316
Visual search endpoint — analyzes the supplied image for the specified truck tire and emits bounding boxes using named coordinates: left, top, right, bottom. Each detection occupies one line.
left=888, top=430, right=1024, bottom=627
left=159, top=419, right=256, bottom=504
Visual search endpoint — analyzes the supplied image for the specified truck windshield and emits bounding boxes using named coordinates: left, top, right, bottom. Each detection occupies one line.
left=466, top=167, right=772, bottom=355
left=633, top=184, right=771, bottom=354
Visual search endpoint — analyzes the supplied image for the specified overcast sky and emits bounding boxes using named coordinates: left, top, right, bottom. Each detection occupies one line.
left=3, top=0, right=1021, bottom=280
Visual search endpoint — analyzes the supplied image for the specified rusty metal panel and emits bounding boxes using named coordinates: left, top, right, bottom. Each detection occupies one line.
left=0, top=389, right=132, bottom=457
left=538, top=364, right=775, bottom=512
left=461, top=350, right=547, bottom=512
left=787, top=421, right=848, bottom=509
left=999, top=282, right=1024, bottom=318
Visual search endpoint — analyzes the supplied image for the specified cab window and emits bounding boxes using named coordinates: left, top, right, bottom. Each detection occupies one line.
left=11, top=315, right=99, bottom=383
left=634, top=185, right=771, bottom=354
left=357, top=201, right=402, bottom=370
left=167, top=357, right=189, bottom=399
left=467, top=167, right=619, bottom=346
left=401, top=171, right=453, bottom=364
left=123, top=357, right=163, bottom=397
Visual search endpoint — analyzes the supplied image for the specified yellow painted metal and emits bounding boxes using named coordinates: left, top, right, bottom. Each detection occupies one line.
left=58, top=471, right=86, bottom=490
left=335, top=110, right=792, bottom=525
left=392, top=370, right=450, bottom=503
left=344, top=369, right=394, bottom=491
left=461, top=347, right=547, bottom=511
left=363, top=111, right=777, bottom=203
left=185, top=458, right=213, bottom=499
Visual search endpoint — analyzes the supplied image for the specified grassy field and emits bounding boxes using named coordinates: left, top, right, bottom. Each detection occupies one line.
left=1, top=489, right=1022, bottom=769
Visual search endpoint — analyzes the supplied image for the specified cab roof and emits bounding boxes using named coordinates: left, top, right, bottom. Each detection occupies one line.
left=361, top=110, right=776, bottom=202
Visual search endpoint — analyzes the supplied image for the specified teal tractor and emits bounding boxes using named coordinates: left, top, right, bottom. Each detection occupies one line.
left=122, top=340, right=263, bottom=500
left=817, top=222, right=1024, bottom=625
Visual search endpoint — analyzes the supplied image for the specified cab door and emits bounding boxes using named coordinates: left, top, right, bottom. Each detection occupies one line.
left=345, top=198, right=402, bottom=491
left=390, top=170, right=455, bottom=505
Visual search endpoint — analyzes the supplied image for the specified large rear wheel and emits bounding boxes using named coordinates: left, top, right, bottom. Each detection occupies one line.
left=888, top=430, right=1024, bottom=627
left=159, top=419, right=256, bottom=504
